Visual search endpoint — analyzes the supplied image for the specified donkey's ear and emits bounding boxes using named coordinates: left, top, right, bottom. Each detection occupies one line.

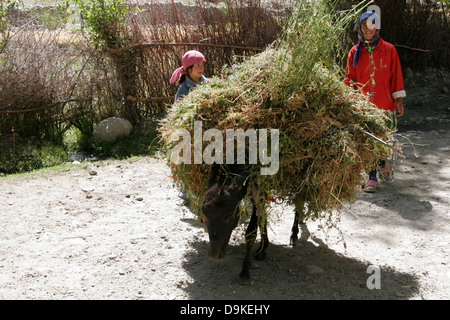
left=229, top=166, right=252, bottom=190
left=243, top=164, right=254, bottom=178
left=207, top=164, right=223, bottom=186
left=238, top=164, right=254, bottom=186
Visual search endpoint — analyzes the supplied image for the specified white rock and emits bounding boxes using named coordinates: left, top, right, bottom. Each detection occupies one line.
left=93, top=117, right=132, bottom=143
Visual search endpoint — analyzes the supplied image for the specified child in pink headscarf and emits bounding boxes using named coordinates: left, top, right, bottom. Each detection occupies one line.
left=170, top=50, right=207, bottom=103
left=171, top=50, right=207, bottom=204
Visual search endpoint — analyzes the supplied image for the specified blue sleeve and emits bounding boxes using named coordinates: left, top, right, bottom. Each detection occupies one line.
left=174, top=83, right=190, bottom=102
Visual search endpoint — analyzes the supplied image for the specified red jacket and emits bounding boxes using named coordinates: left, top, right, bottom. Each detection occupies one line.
left=345, top=38, right=406, bottom=112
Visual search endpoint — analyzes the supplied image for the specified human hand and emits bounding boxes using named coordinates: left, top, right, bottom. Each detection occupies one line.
left=395, top=98, right=404, bottom=117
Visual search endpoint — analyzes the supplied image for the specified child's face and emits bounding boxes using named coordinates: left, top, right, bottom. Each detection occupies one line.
left=188, top=62, right=205, bottom=81
left=361, top=19, right=376, bottom=40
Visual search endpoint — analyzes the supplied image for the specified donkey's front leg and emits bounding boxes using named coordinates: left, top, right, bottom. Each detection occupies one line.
left=239, top=206, right=258, bottom=280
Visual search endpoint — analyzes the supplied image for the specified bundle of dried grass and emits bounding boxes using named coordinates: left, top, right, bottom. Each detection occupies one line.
left=159, top=0, right=393, bottom=224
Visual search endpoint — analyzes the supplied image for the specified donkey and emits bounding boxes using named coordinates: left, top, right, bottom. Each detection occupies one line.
left=201, top=164, right=305, bottom=280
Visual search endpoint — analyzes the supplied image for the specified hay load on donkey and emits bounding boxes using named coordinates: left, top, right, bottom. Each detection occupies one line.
left=159, top=1, right=394, bottom=277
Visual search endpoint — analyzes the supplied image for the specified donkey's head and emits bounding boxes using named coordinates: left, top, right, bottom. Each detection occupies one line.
left=201, top=164, right=253, bottom=260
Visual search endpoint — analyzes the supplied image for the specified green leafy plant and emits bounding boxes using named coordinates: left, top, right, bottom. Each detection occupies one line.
left=72, top=0, right=140, bottom=123
left=72, top=0, right=130, bottom=49
left=0, top=0, right=17, bottom=51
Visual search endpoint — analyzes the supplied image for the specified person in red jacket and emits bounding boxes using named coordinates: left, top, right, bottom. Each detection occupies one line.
left=345, top=11, right=406, bottom=193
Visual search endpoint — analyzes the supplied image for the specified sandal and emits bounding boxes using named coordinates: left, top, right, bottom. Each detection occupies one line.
left=379, top=162, right=392, bottom=181
left=363, top=179, right=378, bottom=193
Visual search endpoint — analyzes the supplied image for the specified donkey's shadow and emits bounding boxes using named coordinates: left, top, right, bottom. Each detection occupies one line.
left=180, top=223, right=420, bottom=300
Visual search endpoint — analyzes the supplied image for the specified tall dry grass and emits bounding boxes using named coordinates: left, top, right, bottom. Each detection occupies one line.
left=0, top=0, right=291, bottom=140
left=0, top=27, right=83, bottom=139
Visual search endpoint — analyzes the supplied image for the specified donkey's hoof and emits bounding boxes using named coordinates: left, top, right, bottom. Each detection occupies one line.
left=238, top=275, right=254, bottom=286
left=290, top=235, right=299, bottom=246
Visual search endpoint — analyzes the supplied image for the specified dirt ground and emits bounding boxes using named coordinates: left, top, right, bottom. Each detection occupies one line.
left=0, top=75, right=449, bottom=300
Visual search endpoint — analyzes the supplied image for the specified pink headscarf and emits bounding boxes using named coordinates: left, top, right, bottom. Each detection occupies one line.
left=170, top=50, right=206, bottom=84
